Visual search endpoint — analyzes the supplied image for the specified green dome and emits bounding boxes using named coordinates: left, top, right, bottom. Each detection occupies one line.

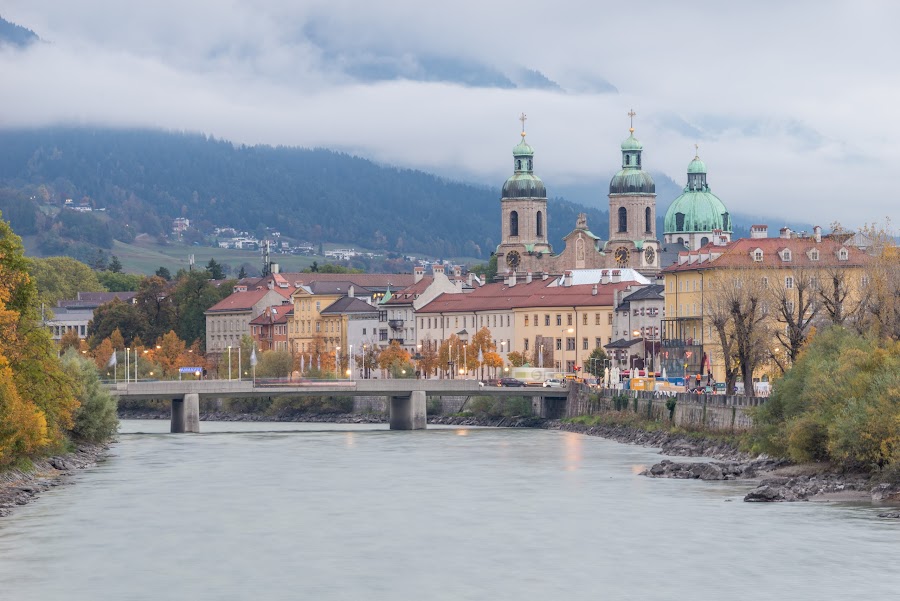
left=503, top=173, right=546, bottom=198
left=609, top=169, right=655, bottom=195
left=664, top=190, right=731, bottom=234
left=687, top=157, right=707, bottom=174
left=513, top=137, right=534, bottom=157
left=621, top=132, right=643, bottom=151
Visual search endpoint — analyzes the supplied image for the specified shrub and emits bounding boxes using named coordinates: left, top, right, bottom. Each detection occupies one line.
left=60, top=349, right=118, bottom=443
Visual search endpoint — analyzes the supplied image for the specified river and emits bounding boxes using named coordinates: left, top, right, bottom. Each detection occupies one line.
left=1, top=420, right=898, bottom=600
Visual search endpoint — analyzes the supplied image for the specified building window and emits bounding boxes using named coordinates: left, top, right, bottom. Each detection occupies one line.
left=555, top=338, right=562, bottom=351
left=545, top=315, right=550, bottom=326
left=645, top=207, right=652, bottom=233
left=582, top=338, right=589, bottom=350
left=567, top=314, right=573, bottom=326
left=510, top=211, right=519, bottom=237
left=556, top=314, right=562, bottom=326
left=786, top=276, right=794, bottom=289
left=380, top=329, right=388, bottom=341
left=608, top=313, right=613, bottom=325
left=525, top=315, right=530, bottom=327
left=316, top=322, right=321, bottom=332
left=839, top=249, right=848, bottom=261
left=566, top=337, right=575, bottom=351
left=754, top=250, right=763, bottom=262
left=783, top=250, right=792, bottom=262
left=595, top=337, right=602, bottom=348
left=595, top=313, right=601, bottom=325
left=583, top=314, right=588, bottom=326
left=618, top=207, right=627, bottom=233
left=810, top=249, right=820, bottom=261
left=524, top=339, right=529, bottom=351
left=536, top=211, right=543, bottom=238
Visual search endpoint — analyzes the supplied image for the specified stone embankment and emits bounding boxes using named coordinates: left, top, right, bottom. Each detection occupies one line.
left=0, top=444, right=109, bottom=517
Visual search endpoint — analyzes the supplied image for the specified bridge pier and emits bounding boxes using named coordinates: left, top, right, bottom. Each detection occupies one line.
left=389, top=390, right=426, bottom=430
left=171, top=393, right=201, bottom=433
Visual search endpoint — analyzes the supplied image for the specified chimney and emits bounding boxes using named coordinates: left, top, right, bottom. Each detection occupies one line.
left=600, top=269, right=610, bottom=285
left=592, top=284, right=598, bottom=296
left=813, top=225, right=822, bottom=243
left=348, top=285, right=355, bottom=298
left=453, top=265, right=462, bottom=278
left=525, top=271, right=533, bottom=283
left=507, top=272, right=516, bottom=287
left=541, top=272, right=549, bottom=281
left=432, top=264, right=445, bottom=277
left=563, top=270, right=573, bottom=287
left=780, top=227, right=791, bottom=239
left=414, top=266, right=425, bottom=283
left=611, top=270, right=621, bottom=283
left=750, top=225, right=768, bottom=239
left=267, top=280, right=274, bottom=290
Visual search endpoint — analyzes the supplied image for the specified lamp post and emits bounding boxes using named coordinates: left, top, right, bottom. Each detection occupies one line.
left=349, top=344, right=353, bottom=380
left=632, top=329, right=645, bottom=375
left=499, top=340, right=507, bottom=378
left=227, top=345, right=232, bottom=380
left=335, top=346, right=341, bottom=379
left=125, top=347, right=130, bottom=383
left=562, top=327, right=574, bottom=374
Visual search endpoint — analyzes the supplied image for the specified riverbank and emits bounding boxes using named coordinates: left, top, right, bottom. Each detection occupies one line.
left=0, top=443, right=109, bottom=518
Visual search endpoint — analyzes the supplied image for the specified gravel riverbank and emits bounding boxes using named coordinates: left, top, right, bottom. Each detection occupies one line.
left=0, top=444, right=110, bottom=518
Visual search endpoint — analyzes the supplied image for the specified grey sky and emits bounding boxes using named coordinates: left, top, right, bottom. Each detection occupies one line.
left=1, top=0, right=897, bottom=229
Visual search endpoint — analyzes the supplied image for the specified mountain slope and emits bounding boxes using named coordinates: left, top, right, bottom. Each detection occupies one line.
left=0, top=15, right=39, bottom=47
left=0, top=127, right=610, bottom=260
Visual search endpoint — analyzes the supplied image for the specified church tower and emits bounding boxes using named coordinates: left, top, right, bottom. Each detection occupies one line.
left=606, top=110, right=660, bottom=275
left=496, top=114, right=551, bottom=274
left=664, top=148, right=733, bottom=250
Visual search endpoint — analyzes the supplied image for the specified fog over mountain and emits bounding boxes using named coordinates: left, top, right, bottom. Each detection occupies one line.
left=1, top=3, right=897, bottom=229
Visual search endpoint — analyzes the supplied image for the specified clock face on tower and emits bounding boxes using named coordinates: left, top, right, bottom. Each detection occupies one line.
left=614, top=246, right=630, bottom=266
left=506, top=250, right=521, bottom=268
left=644, top=246, right=656, bottom=264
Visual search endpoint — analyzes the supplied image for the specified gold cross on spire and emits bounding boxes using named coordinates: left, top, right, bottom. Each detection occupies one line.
left=519, top=112, right=527, bottom=137
left=628, top=109, right=636, bottom=133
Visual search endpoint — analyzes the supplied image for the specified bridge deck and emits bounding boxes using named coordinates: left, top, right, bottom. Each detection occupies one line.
left=108, top=379, right=566, bottom=400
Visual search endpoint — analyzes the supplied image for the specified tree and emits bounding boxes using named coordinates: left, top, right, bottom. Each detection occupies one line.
left=155, top=266, right=172, bottom=280
left=585, top=347, right=609, bottom=377
left=705, top=273, right=769, bottom=394
left=769, top=267, right=819, bottom=370
left=93, top=337, right=115, bottom=373
left=256, top=350, right=294, bottom=378
left=468, top=254, right=498, bottom=282
left=237, top=266, right=247, bottom=279
left=170, top=270, right=234, bottom=347
left=58, top=328, right=83, bottom=352
left=154, top=330, right=188, bottom=378
left=59, top=349, right=118, bottom=443
left=417, top=335, right=440, bottom=377
left=205, top=258, right=225, bottom=280
left=856, top=221, right=900, bottom=341
left=108, top=255, right=123, bottom=273
left=134, top=276, right=176, bottom=343
left=88, top=297, right=148, bottom=347
left=377, top=341, right=412, bottom=377
left=507, top=351, right=527, bottom=367
left=97, top=271, right=142, bottom=292
left=28, top=256, right=104, bottom=308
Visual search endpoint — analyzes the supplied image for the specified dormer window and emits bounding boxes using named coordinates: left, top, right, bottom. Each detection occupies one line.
left=782, top=250, right=792, bottom=262
left=839, top=248, right=849, bottom=261
left=809, top=249, right=820, bottom=261
left=753, top=249, right=763, bottom=262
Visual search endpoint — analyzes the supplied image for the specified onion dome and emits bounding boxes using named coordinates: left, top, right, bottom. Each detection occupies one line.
left=664, top=153, right=732, bottom=234
left=609, top=127, right=655, bottom=195
left=502, top=132, right=546, bottom=198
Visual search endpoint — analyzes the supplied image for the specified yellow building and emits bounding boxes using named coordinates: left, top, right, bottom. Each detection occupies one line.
left=288, top=285, right=345, bottom=357
left=662, top=225, right=872, bottom=385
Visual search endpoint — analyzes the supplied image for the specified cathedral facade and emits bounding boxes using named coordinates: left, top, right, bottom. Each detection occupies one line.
left=495, top=116, right=661, bottom=279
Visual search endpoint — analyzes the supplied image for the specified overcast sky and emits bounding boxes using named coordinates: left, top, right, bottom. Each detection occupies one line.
left=1, top=0, right=898, bottom=229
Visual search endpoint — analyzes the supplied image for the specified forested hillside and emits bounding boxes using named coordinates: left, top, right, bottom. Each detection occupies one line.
left=0, top=128, right=611, bottom=260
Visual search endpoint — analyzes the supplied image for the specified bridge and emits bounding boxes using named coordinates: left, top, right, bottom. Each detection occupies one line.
left=108, top=379, right=568, bottom=433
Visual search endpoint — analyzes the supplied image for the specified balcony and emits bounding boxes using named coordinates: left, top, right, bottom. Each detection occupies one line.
left=388, top=319, right=404, bottom=330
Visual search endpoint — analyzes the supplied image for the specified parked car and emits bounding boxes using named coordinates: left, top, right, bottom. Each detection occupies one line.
left=499, top=377, right=526, bottom=387
left=479, top=378, right=502, bottom=388
left=542, top=378, right=566, bottom=388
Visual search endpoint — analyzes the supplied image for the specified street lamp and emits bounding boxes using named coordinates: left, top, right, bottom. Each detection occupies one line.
left=349, top=344, right=353, bottom=380
left=227, top=345, right=232, bottom=380
left=632, top=329, right=644, bottom=375
left=335, top=346, right=341, bottom=378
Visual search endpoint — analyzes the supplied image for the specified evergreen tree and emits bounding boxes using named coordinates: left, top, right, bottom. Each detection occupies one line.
left=205, top=258, right=225, bottom=280
left=155, top=266, right=172, bottom=280
left=108, top=255, right=123, bottom=273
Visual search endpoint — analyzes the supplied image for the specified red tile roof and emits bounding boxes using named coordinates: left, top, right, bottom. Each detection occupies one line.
left=418, top=280, right=638, bottom=313
left=662, top=237, right=871, bottom=273
left=206, top=289, right=275, bottom=313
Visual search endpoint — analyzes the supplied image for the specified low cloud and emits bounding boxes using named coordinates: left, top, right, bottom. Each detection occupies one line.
left=1, top=0, right=898, bottom=228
